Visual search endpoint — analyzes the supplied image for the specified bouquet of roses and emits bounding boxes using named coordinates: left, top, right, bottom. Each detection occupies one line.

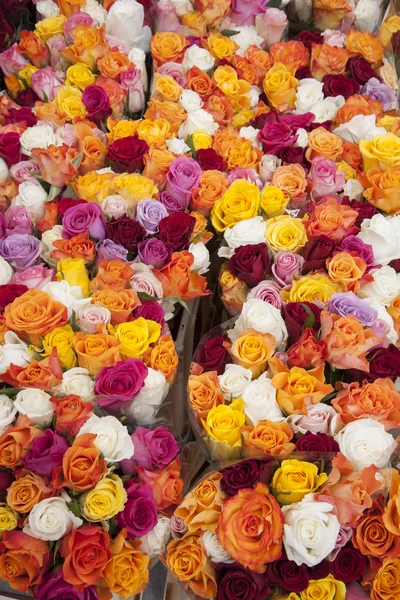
left=164, top=456, right=399, bottom=600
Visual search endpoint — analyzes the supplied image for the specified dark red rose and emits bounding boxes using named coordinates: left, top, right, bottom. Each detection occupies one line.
left=250, top=113, right=270, bottom=130
left=106, top=136, right=148, bottom=173
left=15, top=89, right=39, bottom=107
left=308, top=561, right=331, bottom=580
left=309, top=120, right=333, bottom=132
left=196, top=148, right=224, bottom=171
left=0, top=469, right=14, bottom=502
left=214, top=562, right=271, bottom=600
left=366, top=345, right=400, bottom=381
left=57, top=198, right=88, bottom=218
left=228, top=243, right=271, bottom=288
left=106, top=215, right=146, bottom=254
left=302, top=236, right=337, bottom=273
left=331, top=545, right=367, bottom=583
left=258, top=122, right=298, bottom=154
left=158, top=212, right=196, bottom=251
left=0, top=284, right=28, bottom=313
left=268, top=556, right=309, bottom=593
left=295, top=432, right=339, bottom=455
left=348, top=57, right=381, bottom=85
left=5, top=107, right=37, bottom=127
left=279, top=112, right=315, bottom=132
left=0, top=131, right=21, bottom=167
left=389, top=258, right=400, bottom=272
left=82, top=85, right=111, bottom=121
left=283, top=302, right=322, bottom=345
left=133, top=301, right=165, bottom=325
left=297, top=31, right=324, bottom=50
left=220, top=458, right=274, bottom=497
left=195, top=335, right=230, bottom=375
left=277, top=146, right=309, bottom=168
left=295, top=66, right=313, bottom=80
left=323, top=75, right=360, bottom=99
left=341, top=197, right=379, bottom=228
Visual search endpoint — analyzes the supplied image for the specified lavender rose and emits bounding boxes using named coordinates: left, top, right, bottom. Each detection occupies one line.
left=361, top=78, right=396, bottom=111
left=328, top=292, right=377, bottom=326
left=96, top=239, right=129, bottom=261
left=130, top=426, right=179, bottom=470
left=0, top=233, right=41, bottom=271
left=62, top=203, right=106, bottom=240
left=23, top=429, right=69, bottom=479
left=115, top=481, right=158, bottom=537
left=166, top=157, right=202, bottom=204
left=137, top=238, right=172, bottom=269
left=136, top=199, right=169, bottom=234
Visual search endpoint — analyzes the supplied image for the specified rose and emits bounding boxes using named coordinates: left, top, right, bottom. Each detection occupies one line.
left=106, top=215, right=146, bottom=254
left=367, top=345, right=400, bottom=380
left=107, top=137, right=148, bottom=173
left=136, top=200, right=169, bottom=235
left=103, top=531, right=150, bottom=598
left=158, top=213, right=196, bottom=252
left=81, top=475, right=127, bottom=522
left=96, top=240, right=128, bottom=262
left=295, top=432, right=339, bottom=455
left=94, top=358, right=148, bottom=412
left=272, top=252, right=304, bottom=287
left=62, top=203, right=106, bottom=241
left=258, top=122, right=298, bottom=154
left=360, top=266, right=400, bottom=306
left=101, top=195, right=127, bottom=219
left=230, top=299, right=288, bottom=350
left=52, top=434, right=107, bottom=492
left=295, top=79, right=324, bottom=113
left=220, top=458, right=274, bottom=497
left=327, top=292, right=376, bottom=328
left=242, top=372, right=284, bottom=425
left=0, top=330, right=31, bottom=375
left=106, top=0, right=151, bottom=50
left=124, top=368, right=168, bottom=424
left=31, top=67, right=62, bottom=101
left=335, top=419, right=396, bottom=470
left=0, top=396, right=17, bottom=436
left=10, top=161, right=40, bottom=185
left=0, top=234, right=41, bottom=272
left=137, top=239, right=171, bottom=270
left=14, top=181, right=47, bottom=224
left=0, top=132, right=21, bottom=168
left=183, top=45, right=215, bottom=71
left=348, top=56, right=381, bottom=85
left=130, top=426, right=179, bottom=470
left=115, top=481, right=157, bottom=537
left=218, top=364, right=253, bottom=400
left=0, top=531, right=50, bottom=593
left=322, top=74, right=360, bottom=99
left=371, top=559, right=400, bottom=600
left=24, top=429, right=69, bottom=479
left=130, top=266, right=164, bottom=300
left=0, top=422, right=44, bottom=471
left=81, top=85, right=111, bottom=122
left=139, top=514, right=170, bottom=557
left=267, top=555, right=309, bottom=593
left=331, top=544, right=367, bottom=583
left=309, top=157, right=345, bottom=197
left=265, top=214, right=308, bottom=253
left=195, top=335, right=230, bottom=376
left=219, top=217, right=266, bottom=260
left=339, top=235, right=374, bottom=269
left=166, top=157, right=202, bottom=205
left=158, top=191, right=188, bottom=214
left=247, top=281, right=282, bottom=309
left=36, top=570, right=98, bottom=600
left=166, top=533, right=216, bottom=598
left=272, top=460, right=328, bottom=505
left=5, top=206, right=32, bottom=236
left=52, top=395, right=94, bottom=438
left=77, top=414, right=133, bottom=464
left=194, top=149, right=223, bottom=172
left=0, top=284, right=27, bottom=313
left=282, top=495, right=341, bottom=567
left=188, top=371, right=224, bottom=420
left=214, top=561, right=270, bottom=600
left=0, top=258, right=13, bottom=286
left=20, top=124, right=56, bottom=157
left=24, top=497, right=82, bottom=542
left=133, top=301, right=165, bottom=325
left=228, top=243, right=271, bottom=288
left=283, top=302, right=321, bottom=345
left=357, top=214, right=400, bottom=266
left=60, top=525, right=110, bottom=591
left=14, top=390, right=55, bottom=428
left=120, top=69, right=145, bottom=113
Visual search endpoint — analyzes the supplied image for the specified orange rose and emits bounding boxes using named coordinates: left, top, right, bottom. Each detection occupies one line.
left=143, top=146, right=176, bottom=189
left=388, top=296, right=400, bottom=337
left=154, top=251, right=211, bottom=302
left=102, top=531, right=149, bottom=599
left=363, top=167, right=400, bottom=214
left=17, top=30, right=49, bottom=67
left=342, top=140, right=362, bottom=169
left=332, top=379, right=400, bottom=429
left=62, top=25, right=108, bottom=70
left=383, top=470, right=400, bottom=537
left=51, top=232, right=96, bottom=262
left=270, top=40, right=309, bottom=75
left=217, top=482, right=284, bottom=571
left=346, top=29, right=384, bottom=65
left=34, top=101, right=67, bottom=126
left=270, top=358, right=334, bottom=414
left=326, top=251, right=367, bottom=292
left=194, top=0, right=230, bottom=26
left=306, top=127, right=343, bottom=161
left=313, top=0, right=352, bottom=30
left=0, top=419, right=43, bottom=470
left=371, top=558, right=400, bottom=600
left=188, top=371, right=224, bottom=419
left=0, top=181, right=18, bottom=212
left=4, top=289, right=68, bottom=346
left=246, top=45, right=273, bottom=85
left=191, top=170, right=228, bottom=216
left=31, top=144, right=79, bottom=187
left=91, top=288, right=140, bottom=325
left=263, top=63, right=298, bottom=112
left=151, top=32, right=188, bottom=68
left=75, top=122, right=107, bottom=173
left=52, top=394, right=94, bottom=438
left=320, top=310, right=384, bottom=372
left=90, top=259, right=132, bottom=292
left=58, top=0, right=85, bottom=16
left=271, top=163, right=308, bottom=201
left=144, top=99, right=187, bottom=132
left=97, top=51, right=133, bottom=80
left=175, top=473, right=224, bottom=532
left=212, top=130, right=241, bottom=160
left=166, top=532, right=217, bottom=599
left=190, top=210, right=213, bottom=244
left=335, top=94, right=383, bottom=126
left=305, top=197, right=358, bottom=240
left=137, top=457, right=183, bottom=509
left=73, top=331, right=121, bottom=376
left=225, top=328, right=276, bottom=378
left=37, top=201, right=58, bottom=234
left=143, top=334, right=178, bottom=384
left=233, top=56, right=257, bottom=85
left=242, top=420, right=296, bottom=458
left=7, top=471, right=53, bottom=514
left=286, top=327, right=327, bottom=369
left=310, top=43, right=349, bottom=81
left=52, top=433, right=107, bottom=492
left=186, top=66, right=216, bottom=98
left=61, top=524, right=110, bottom=591
left=1, top=350, right=63, bottom=390
left=0, top=531, right=51, bottom=592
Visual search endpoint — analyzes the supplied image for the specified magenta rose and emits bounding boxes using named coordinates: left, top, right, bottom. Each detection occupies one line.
left=105, top=215, right=146, bottom=254
left=279, top=112, right=315, bottom=132
left=196, top=148, right=224, bottom=172
left=322, top=74, right=360, bottom=99
left=5, top=107, right=37, bottom=127
left=94, top=358, right=148, bottom=412
left=106, top=136, right=148, bottom=173
left=131, top=426, right=179, bottom=470
left=272, top=251, right=304, bottom=287
left=230, top=0, right=267, bottom=26
left=158, top=191, right=188, bottom=214
left=23, top=429, right=70, bottom=479
left=133, top=301, right=165, bottom=325
left=158, top=212, right=196, bottom=251
left=82, top=84, right=112, bottom=121
left=36, top=569, right=98, bottom=600
left=338, top=235, right=374, bottom=269
left=195, top=334, right=230, bottom=375
left=166, top=157, right=202, bottom=205
left=11, top=264, right=54, bottom=288
left=0, top=284, right=28, bottom=313
left=258, top=122, right=297, bottom=154
left=115, top=482, right=158, bottom=537
left=228, top=243, right=271, bottom=288
left=309, top=157, right=345, bottom=197
left=0, top=132, right=21, bottom=167
left=62, top=202, right=106, bottom=240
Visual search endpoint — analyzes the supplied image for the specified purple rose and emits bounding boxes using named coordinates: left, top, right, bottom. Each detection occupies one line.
left=220, top=458, right=274, bottom=497
left=131, top=426, right=179, bottom=470
left=23, top=429, right=69, bottom=479
left=231, top=0, right=267, bottom=26
left=338, top=235, right=374, bottom=269
left=166, top=157, right=202, bottom=204
left=0, top=233, right=41, bottom=271
left=62, top=203, right=106, bottom=240
left=36, top=569, right=98, bottom=600
left=136, top=199, right=169, bottom=234
left=94, top=358, right=148, bottom=412
left=361, top=77, right=396, bottom=112
left=258, top=122, right=297, bottom=154
left=328, top=292, right=377, bottom=326
left=157, top=191, right=188, bottom=213
left=272, top=251, right=304, bottom=287
left=247, top=280, right=282, bottom=309
left=82, top=85, right=111, bottom=121
left=96, top=239, right=128, bottom=261
left=116, top=482, right=158, bottom=537
left=137, top=238, right=172, bottom=269
left=214, top=562, right=271, bottom=600
left=132, top=300, right=165, bottom=325
left=5, top=206, right=32, bottom=235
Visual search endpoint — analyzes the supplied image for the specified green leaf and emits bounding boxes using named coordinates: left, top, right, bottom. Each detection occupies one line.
left=30, top=172, right=43, bottom=181
left=185, top=134, right=197, bottom=158
left=47, top=185, right=62, bottom=202
left=72, top=152, right=83, bottom=168
left=66, top=499, right=81, bottom=519
left=172, top=296, right=193, bottom=316
left=220, top=29, right=240, bottom=37
left=300, top=303, right=315, bottom=330
left=53, top=538, right=62, bottom=565
left=42, top=91, right=49, bottom=103
left=137, top=292, right=161, bottom=302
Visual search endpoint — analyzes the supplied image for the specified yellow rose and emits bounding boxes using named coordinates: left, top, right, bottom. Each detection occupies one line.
left=57, top=257, right=90, bottom=297
left=18, top=64, right=38, bottom=87
left=207, top=33, right=238, bottom=61
left=336, top=161, right=356, bottom=181
left=227, top=140, right=262, bottom=170
left=35, top=15, right=66, bottom=41
left=232, top=109, right=254, bottom=129
left=271, top=460, right=328, bottom=505
left=110, top=318, right=161, bottom=359
left=261, top=186, right=289, bottom=217
left=72, top=170, right=116, bottom=203
left=180, top=11, right=208, bottom=36
left=379, top=15, right=400, bottom=47
left=377, top=115, right=398, bottom=132
left=203, top=398, right=245, bottom=459
left=360, top=133, right=400, bottom=171
left=107, top=118, right=139, bottom=142
left=300, top=575, right=346, bottom=600
left=213, top=65, right=251, bottom=110
left=65, top=64, right=96, bottom=89
left=192, top=130, right=213, bottom=150
left=40, top=324, right=76, bottom=369
left=0, top=504, right=18, bottom=532
left=81, top=475, right=127, bottom=522
left=113, top=174, right=158, bottom=210
left=56, top=86, right=87, bottom=120
left=282, top=273, right=340, bottom=303
left=211, top=180, right=260, bottom=232
left=265, top=214, right=308, bottom=253
left=263, top=63, right=298, bottom=112
left=154, top=74, right=182, bottom=102
left=137, top=119, right=172, bottom=147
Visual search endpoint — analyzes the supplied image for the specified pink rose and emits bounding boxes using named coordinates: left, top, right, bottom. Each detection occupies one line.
left=289, top=404, right=337, bottom=435
left=31, top=66, right=63, bottom=101
left=346, top=583, right=370, bottom=600
left=247, top=280, right=282, bottom=309
left=322, top=29, right=347, bottom=47
left=5, top=206, right=33, bottom=235
left=231, top=0, right=268, bottom=26
left=309, top=157, right=345, bottom=198
left=255, top=8, right=288, bottom=47
left=157, top=63, right=186, bottom=87
left=272, top=251, right=304, bottom=287
left=328, top=526, right=353, bottom=560
left=227, top=168, right=262, bottom=188
left=77, top=305, right=111, bottom=334
left=47, top=35, right=67, bottom=71
left=10, top=161, right=41, bottom=184
left=56, top=124, right=76, bottom=147
left=0, top=44, right=28, bottom=78
left=11, top=264, right=55, bottom=289
left=155, top=3, right=182, bottom=33
left=63, top=13, right=94, bottom=43
left=105, top=35, right=131, bottom=55
left=119, top=69, right=145, bottom=113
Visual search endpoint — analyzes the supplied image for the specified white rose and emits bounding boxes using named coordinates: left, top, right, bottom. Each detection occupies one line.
left=229, top=299, right=288, bottom=349
left=357, top=214, right=400, bottom=266
left=219, top=217, right=267, bottom=260
left=0, top=257, right=13, bottom=285
left=182, top=46, right=215, bottom=72
left=189, top=242, right=210, bottom=275
left=77, top=305, right=112, bottom=334
left=166, top=138, right=191, bottom=155
left=0, top=157, right=8, bottom=184
left=343, top=178, right=364, bottom=200
left=41, top=225, right=63, bottom=253
left=242, top=373, right=284, bottom=425
left=362, top=297, right=398, bottom=345
left=294, top=0, right=312, bottom=22
left=283, top=495, right=341, bottom=567
left=101, top=195, right=127, bottom=219
left=359, top=266, right=400, bottom=306
left=354, top=0, right=380, bottom=32
left=248, top=85, right=261, bottom=108
left=14, top=180, right=47, bottom=223
left=139, top=516, right=170, bottom=556
left=106, top=0, right=151, bottom=51
left=178, top=110, right=218, bottom=138
left=55, top=367, right=95, bottom=400
left=0, top=332, right=30, bottom=374
left=259, top=154, right=282, bottom=183
left=294, top=128, right=309, bottom=148
left=20, top=124, right=57, bottom=156
left=203, top=530, right=235, bottom=564
left=312, top=96, right=344, bottom=123
left=24, top=497, right=83, bottom=541
left=179, top=89, right=203, bottom=113
left=124, top=368, right=168, bottom=424
left=233, top=27, right=264, bottom=56
left=36, top=0, right=60, bottom=17
left=83, top=0, right=107, bottom=25
left=333, top=114, right=387, bottom=143
left=78, top=414, right=134, bottom=463
left=239, top=126, right=262, bottom=149
left=335, top=419, right=396, bottom=470
left=169, top=0, right=193, bottom=15
left=14, top=389, right=55, bottom=427
left=218, top=364, right=253, bottom=400
left=130, top=264, right=164, bottom=298
left=295, top=79, right=324, bottom=114
left=42, top=280, right=90, bottom=318
left=0, top=395, right=17, bottom=435
left=128, top=47, right=148, bottom=91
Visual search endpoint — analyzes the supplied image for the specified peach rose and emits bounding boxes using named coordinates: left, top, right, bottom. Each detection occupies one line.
left=73, top=331, right=121, bottom=376
left=246, top=46, right=273, bottom=85
left=143, top=146, right=176, bottom=189
left=52, top=394, right=94, bottom=438
left=7, top=471, right=53, bottom=514
left=310, top=43, right=349, bottom=81
left=151, top=33, right=188, bottom=68
left=0, top=531, right=51, bottom=592
left=143, top=334, right=178, bottom=384
left=175, top=473, right=224, bottom=532
left=194, top=0, right=230, bottom=26
left=371, top=558, right=400, bottom=600
left=242, top=420, right=296, bottom=458
left=305, top=197, right=358, bottom=240
left=0, top=419, right=43, bottom=470
left=306, top=127, right=343, bottom=161
left=188, top=371, right=224, bottom=420
left=62, top=25, right=108, bottom=71
left=0, top=181, right=18, bottom=213
left=220, top=269, right=248, bottom=317
left=346, top=29, right=385, bottom=65
left=263, top=63, right=298, bottom=112
left=51, top=232, right=96, bottom=263
left=191, top=170, right=228, bottom=216
left=98, top=51, right=133, bottom=80
left=271, top=163, right=308, bottom=202
left=34, top=102, right=67, bottom=126
left=1, top=350, right=63, bottom=390
left=61, top=524, right=110, bottom=591
left=313, top=0, right=352, bottom=31
left=32, top=143, right=79, bottom=187
left=270, top=40, right=309, bottom=75
left=217, top=482, right=284, bottom=571
left=205, top=93, right=234, bottom=125
left=91, top=289, right=140, bottom=325
left=52, top=433, right=107, bottom=492
left=154, top=251, right=210, bottom=302
left=181, top=11, right=208, bottom=36
left=37, top=201, right=58, bottom=234
left=335, top=94, right=383, bottom=127
left=58, top=0, right=85, bottom=16
left=102, top=531, right=149, bottom=599
left=90, top=259, right=132, bottom=292
left=75, top=123, right=107, bottom=174
left=383, top=470, right=400, bottom=537
left=286, top=327, right=327, bottom=369
left=137, top=457, right=183, bottom=509
left=363, top=168, right=400, bottom=215
left=225, top=329, right=276, bottom=378
left=320, top=310, right=384, bottom=372
left=144, top=99, right=187, bottom=132
left=326, top=251, right=367, bottom=293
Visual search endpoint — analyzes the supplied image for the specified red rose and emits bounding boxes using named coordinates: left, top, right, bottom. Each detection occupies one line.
left=105, top=215, right=146, bottom=254
left=158, top=212, right=196, bottom=251
left=195, top=335, right=230, bottom=375
left=196, top=148, right=224, bottom=171
left=0, top=132, right=21, bottom=167
left=0, top=284, right=29, bottom=313
left=322, top=75, right=360, bottom=99
left=228, top=242, right=271, bottom=288
left=302, top=236, right=337, bottom=274
left=5, top=107, right=37, bottom=127
left=295, top=431, right=339, bottom=455
left=57, top=198, right=88, bottom=218
left=15, top=89, right=39, bottom=107
left=348, top=57, right=381, bottom=85
left=106, top=136, right=149, bottom=173
left=267, top=555, right=309, bottom=594
left=331, top=545, right=367, bottom=583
